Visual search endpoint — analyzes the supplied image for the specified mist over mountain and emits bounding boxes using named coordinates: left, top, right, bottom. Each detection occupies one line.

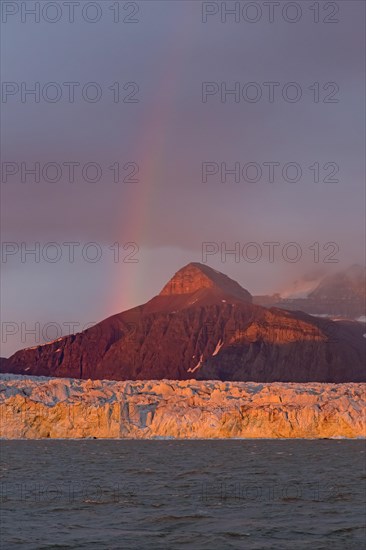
left=254, top=264, right=365, bottom=319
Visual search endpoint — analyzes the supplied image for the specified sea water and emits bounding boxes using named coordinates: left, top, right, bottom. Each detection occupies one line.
left=1, top=440, right=365, bottom=549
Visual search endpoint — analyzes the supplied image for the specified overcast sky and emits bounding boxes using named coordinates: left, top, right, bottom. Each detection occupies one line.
left=1, top=0, right=365, bottom=355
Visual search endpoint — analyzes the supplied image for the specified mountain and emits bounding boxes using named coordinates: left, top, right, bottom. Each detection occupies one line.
left=1, top=263, right=365, bottom=382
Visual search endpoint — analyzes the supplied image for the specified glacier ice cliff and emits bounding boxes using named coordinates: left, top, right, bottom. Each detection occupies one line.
left=0, top=375, right=365, bottom=439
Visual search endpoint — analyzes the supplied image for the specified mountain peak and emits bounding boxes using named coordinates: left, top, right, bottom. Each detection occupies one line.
left=159, top=262, right=252, bottom=302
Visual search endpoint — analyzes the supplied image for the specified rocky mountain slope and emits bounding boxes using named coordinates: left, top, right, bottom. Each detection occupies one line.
left=1, top=263, right=365, bottom=382
left=1, top=375, right=364, bottom=439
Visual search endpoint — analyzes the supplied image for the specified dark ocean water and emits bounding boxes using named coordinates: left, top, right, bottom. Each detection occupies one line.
left=1, top=440, right=365, bottom=549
